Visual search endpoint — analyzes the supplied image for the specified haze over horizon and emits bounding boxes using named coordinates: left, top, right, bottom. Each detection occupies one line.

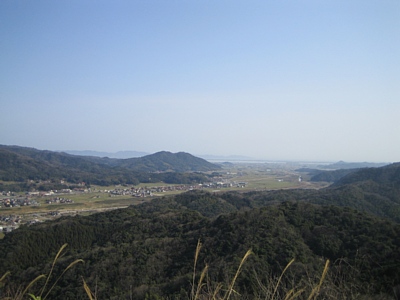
left=1, top=1, right=399, bottom=163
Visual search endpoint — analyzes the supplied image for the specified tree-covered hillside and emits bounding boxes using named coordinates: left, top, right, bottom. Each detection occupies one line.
left=331, top=162, right=400, bottom=186
left=0, top=145, right=218, bottom=189
left=267, top=163, right=400, bottom=222
left=117, top=151, right=222, bottom=172
left=0, top=191, right=399, bottom=299
left=298, top=161, right=390, bottom=183
left=309, top=168, right=359, bottom=182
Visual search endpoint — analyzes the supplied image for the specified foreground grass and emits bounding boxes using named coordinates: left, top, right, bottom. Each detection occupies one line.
left=2, top=242, right=379, bottom=300
left=189, top=240, right=333, bottom=300
left=0, top=244, right=83, bottom=300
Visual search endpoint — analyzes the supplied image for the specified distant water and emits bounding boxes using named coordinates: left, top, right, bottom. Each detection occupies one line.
left=207, top=159, right=333, bottom=165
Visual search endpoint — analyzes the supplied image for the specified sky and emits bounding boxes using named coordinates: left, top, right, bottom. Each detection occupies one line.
left=1, top=0, right=399, bottom=162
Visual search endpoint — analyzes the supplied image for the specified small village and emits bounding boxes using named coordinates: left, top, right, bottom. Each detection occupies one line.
left=105, top=180, right=247, bottom=197
left=0, top=178, right=248, bottom=234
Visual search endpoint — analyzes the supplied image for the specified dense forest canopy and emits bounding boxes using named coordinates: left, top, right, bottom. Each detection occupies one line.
left=1, top=167, right=400, bottom=298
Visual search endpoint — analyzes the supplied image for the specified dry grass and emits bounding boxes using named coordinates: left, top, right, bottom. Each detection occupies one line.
left=82, top=277, right=96, bottom=300
left=190, top=241, right=332, bottom=300
left=0, top=244, right=83, bottom=300
left=1, top=243, right=388, bottom=300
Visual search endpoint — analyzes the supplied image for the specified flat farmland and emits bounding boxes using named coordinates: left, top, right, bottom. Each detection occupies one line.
left=0, top=162, right=328, bottom=225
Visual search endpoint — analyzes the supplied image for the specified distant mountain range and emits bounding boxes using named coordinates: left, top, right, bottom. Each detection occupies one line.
left=0, top=145, right=221, bottom=187
left=64, top=150, right=254, bottom=162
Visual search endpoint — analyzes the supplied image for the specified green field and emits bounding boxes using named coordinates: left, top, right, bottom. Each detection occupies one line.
left=0, top=164, right=327, bottom=221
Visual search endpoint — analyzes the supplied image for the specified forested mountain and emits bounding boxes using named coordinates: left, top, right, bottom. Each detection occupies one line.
left=309, top=168, right=359, bottom=182
left=0, top=145, right=220, bottom=173
left=332, top=162, right=400, bottom=186
left=0, top=145, right=219, bottom=188
left=298, top=161, right=390, bottom=183
left=0, top=195, right=399, bottom=299
left=221, top=163, right=400, bottom=223
left=318, top=163, right=400, bottom=222
left=116, top=151, right=222, bottom=172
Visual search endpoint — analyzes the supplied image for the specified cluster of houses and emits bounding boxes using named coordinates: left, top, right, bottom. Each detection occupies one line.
left=0, top=197, right=39, bottom=208
left=106, top=185, right=191, bottom=197
left=108, top=188, right=153, bottom=197
left=28, top=187, right=90, bottom=197
left=201, top=181, right=247, bottom=188
left=106, top=181, right=248, bottom=197
left=2, top=191, right=15, bottom=197
left=45, top=197, right=74, bottom=204
left=0, top=176, right=248, bottom=233
left=0, top=214, right=22, bottom=233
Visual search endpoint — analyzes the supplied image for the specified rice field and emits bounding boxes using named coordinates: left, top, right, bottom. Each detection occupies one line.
left=0, top=163, right=327, bottom=223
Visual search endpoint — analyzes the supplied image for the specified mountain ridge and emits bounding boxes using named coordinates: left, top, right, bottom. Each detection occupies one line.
left=0, top=145, right=220, bottom=186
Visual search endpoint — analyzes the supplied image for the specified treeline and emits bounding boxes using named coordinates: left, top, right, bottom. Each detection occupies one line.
left=0, top=191, right=399, bottom=299
left=0, top=172, right=210, bottom=192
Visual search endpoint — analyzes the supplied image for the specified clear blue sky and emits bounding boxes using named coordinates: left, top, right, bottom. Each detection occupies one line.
left=1, top=0, right=399, bottom=162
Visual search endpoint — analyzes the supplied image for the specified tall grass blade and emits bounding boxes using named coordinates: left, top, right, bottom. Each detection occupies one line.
left=271, top=258, right=295, bottom=300
left=307, top=259, right=330, bottom=300
left=21, top=274, right=46, bottom=297
left=194, top=264, right=208, bottom=300
left=39, top=243, right=68, bottom=298
left=223, top=249, right=253, bottom=300
left=211, top=282, right=223, bottom=300
left=82, top=277, right=95, bottom=300
left=0, top=271, right=11, bottom=283
left=43, top=259, right=84, bottom=300
left=285, top=288, right=305, bottom=300
left=284, top=289, right=295, bottom=300
left=191, top=239, right=202, bottom=300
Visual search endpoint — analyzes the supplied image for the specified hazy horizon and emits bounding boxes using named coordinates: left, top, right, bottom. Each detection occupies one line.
left=0, top=144, right=393, bottom=164
left=1, top=1, right=399, bottom=163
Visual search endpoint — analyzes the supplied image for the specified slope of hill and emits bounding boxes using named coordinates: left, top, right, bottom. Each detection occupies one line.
left=117, top=151, right=221, bottom=172
left=0, top=145, right=218, bottom=187
left=0, top=197, right=398, bottom=299
left=331, top=162, right=400, bottom=186
left=297, top=161, right=390, bottom=183
left=319, top=163, right=400, bottom=222
left=309, top=168, right=359, bottom=182
left=220, top=163, right=400, bottom=223
left=0, top=146, right=116, bottom=182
